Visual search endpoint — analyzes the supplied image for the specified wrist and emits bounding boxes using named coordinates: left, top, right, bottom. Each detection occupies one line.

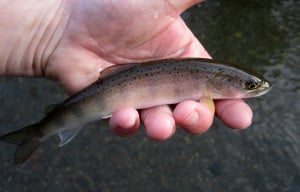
left=0, top=0, right=71, bottom=77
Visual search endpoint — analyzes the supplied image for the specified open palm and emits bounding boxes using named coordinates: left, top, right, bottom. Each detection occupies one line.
left=45, top=0, right=253, bottom=139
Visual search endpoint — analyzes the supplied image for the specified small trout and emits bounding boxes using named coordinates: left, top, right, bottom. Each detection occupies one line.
left=0, top=58, right=271, bottom=164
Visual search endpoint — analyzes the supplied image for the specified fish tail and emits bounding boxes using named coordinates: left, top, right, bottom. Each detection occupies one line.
left=0, top=123, right=42, bottom=165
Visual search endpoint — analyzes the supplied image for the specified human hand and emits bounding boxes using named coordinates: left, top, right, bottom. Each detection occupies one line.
left=0, top=0, right=252, bottom=140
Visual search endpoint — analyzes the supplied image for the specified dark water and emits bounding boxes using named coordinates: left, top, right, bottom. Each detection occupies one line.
left=0, top=1, right=299, bottom=191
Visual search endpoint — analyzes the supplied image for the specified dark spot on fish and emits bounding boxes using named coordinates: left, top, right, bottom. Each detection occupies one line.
left=228, top=78, right=231, bottom=82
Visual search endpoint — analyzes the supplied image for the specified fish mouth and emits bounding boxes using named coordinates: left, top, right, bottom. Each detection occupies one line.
left=260, top=80, right=272, bottom=92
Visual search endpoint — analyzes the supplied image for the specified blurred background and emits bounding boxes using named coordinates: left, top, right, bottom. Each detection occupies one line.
left=0, top=0, right=299, bottom=191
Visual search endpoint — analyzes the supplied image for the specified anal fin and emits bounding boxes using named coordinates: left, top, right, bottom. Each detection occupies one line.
left=58, top=127, right=82, bottom=147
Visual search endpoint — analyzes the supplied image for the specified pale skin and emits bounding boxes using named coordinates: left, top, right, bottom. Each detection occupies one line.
left=0, top=0, right=252, bottom=140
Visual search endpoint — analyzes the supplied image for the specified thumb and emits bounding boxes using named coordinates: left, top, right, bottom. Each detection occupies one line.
left=169, top=0, right=204, bottom=14
left=46, top=47, right=106, bottom=95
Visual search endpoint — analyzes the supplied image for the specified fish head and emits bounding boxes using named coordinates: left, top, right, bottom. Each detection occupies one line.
left=241, top=76, right=272, bottom=98
left=206, top=69, right=272, bottom=99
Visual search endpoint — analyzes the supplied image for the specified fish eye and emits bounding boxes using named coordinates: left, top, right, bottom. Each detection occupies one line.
left=245, top=79, right=260, bottom=90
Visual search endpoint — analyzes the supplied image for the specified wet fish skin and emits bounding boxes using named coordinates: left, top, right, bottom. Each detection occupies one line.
left=0, top=58, right=271, bottom=165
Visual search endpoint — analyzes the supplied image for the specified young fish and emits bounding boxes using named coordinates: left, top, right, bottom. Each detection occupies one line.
left=0, top=58, right=271, bottom=165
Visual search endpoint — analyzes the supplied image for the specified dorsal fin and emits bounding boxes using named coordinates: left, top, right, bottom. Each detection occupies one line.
left=100, top=63, right=137, bottom=79
left=44, top=103, right=61, bottom=114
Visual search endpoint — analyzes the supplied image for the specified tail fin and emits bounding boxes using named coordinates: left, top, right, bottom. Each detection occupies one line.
left=0, top=124, right=41, bottom=165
